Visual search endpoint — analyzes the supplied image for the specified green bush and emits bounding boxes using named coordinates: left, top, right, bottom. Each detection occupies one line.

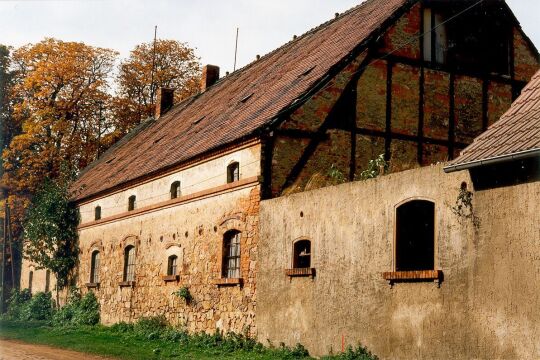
left=20, top=292, right=54, bottom=321
left=52, top=289, right=99, bottom=326
left=5, top=288, right=32, bottom=320
left=323, top=345, right=379, bottom=360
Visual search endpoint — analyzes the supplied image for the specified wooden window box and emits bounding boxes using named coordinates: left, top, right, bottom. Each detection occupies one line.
left=118, top=281, right=136, bottom=287
left=214, top=278, right=243, bottom=287
left=285, top=268, right=316, bottom=278
left=85, top=282, right=100, bottom=289
left=162, top=275, right=179, bottom=282
left=382, top=270, right=443, bottom=287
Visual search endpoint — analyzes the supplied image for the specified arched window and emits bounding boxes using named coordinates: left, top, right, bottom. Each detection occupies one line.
left=293, top=240, right=311, bottom=269
left=222, top=230, right=241, bottom=278
left=395, top=200, right=435, bottom=271
left=167, top=255, right=178, bottom=275
left=45, top=270, right=51, bottom=292
left=128, top=195, right=136, bottom=211
left=28, top=271, right=33, bottom=293
left=123, top=246, right=136, bottom=281
left=227, top=162, right=240, bottom=183
left=90, top=250, right=100, bottom=284
left=170, top=181, right=181, bottom=199
left=95, top=206, right=101, bottom=221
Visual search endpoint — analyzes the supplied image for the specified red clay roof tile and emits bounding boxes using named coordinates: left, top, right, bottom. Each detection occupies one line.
left=71, top=0, right=410, bottom=201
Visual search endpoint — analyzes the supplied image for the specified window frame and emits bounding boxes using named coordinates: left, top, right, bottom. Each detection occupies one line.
left=222, top=230, right=241, bottom=279
left=226, top=162, right=240, bottom=183
left=292, top=239, right=312, bottom=269
left=123, top=245, right=136, bottom=282
left=128, top=195, right=136, bottom=211
left=167, top=255, right=178, bottom=276
left=394, top=199, right=436, bottom=272
left=90, top=250, right=100, bottom=284
left=170, top=181, right=181, bottom=199
left=28, top=271, right=33, bottom=293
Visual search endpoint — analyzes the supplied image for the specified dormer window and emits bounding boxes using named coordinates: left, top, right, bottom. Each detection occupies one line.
left=94, top=206, right=101, bottom=221
left=227, top=162, right=240, bottom=183
left=128, top=195, right=136, bottom=211
left=170, top=181, right=181, bottom=199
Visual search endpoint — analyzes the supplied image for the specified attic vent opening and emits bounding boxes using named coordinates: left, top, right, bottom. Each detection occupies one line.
left=239, top=93, right=254, bottom=103
left=299, top=66, right=316, bottom=78
left=192, top=115, right=206, bottom=125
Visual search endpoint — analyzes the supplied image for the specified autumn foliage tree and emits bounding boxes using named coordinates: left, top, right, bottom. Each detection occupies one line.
left=112, top=39, right=200, bottom=139
left=1, top=38, right=201, bottom=251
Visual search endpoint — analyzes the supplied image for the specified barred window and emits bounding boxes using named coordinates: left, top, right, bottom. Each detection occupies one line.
left=227, top=162, right=240, bottom=183
left=222, top=231, right=241, bottom=278
left=90, top=250, right=100, bottom=283
left=167, top=255, right=178, bottom=276
left=123, top=246, right=136, bottom=281
left=170, top=181, right=181, bottom=199
left=293, top=240, right=311, bottom=268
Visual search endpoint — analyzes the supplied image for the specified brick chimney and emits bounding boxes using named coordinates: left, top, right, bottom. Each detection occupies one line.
left=155, top=88, right=174, bottom=119
left=200, top=65, right=220, bottom=92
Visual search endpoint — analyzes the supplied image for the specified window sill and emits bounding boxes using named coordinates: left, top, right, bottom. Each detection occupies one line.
left=85, top=282, right=100, bottom=289
left=214, top=278, right=243, bottom=287
left=382, top=270, right=443, bottom=287
left=161, top=275, right=179, bottom=282
left=285, top=268, right=316, bottom=278
left=118, top=281, right=136, bottom=287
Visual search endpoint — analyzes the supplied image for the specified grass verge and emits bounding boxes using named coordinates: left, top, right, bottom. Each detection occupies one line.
left=0, top=320, right=308, bottom=359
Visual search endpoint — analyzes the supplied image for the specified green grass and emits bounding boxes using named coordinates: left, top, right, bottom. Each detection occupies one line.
left=0, top=320, right=309, bottom=359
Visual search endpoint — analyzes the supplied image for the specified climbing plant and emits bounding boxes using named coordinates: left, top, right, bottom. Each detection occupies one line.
left=451, top=183, right=480, bottom=229
left=359, top=154, right=388, bottom=180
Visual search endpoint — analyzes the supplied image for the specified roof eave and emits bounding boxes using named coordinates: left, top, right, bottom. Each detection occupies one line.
left=443, top=148, right=540, bottom=173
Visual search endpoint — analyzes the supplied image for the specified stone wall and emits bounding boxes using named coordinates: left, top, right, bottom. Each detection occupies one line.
left=257, top=164, right=540, bottom=359
left=77, top=183, right=260, bottom=335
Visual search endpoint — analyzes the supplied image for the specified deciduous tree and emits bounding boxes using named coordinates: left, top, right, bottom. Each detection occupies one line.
left=112, top=39, right=200, bottom=139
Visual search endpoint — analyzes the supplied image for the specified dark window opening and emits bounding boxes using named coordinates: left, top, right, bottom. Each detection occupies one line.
left=28, top=271, right=33, bottom=293
left=170, top=181, right=181, bottom=199
left=90, top=251, right=100, bottom=283
left=222, top=231, right=241, bottom=278
left=422, top=3, right=511, bottom=75
left=123, top=246, right=136, bottom=281
left=293, top=240, right=311, bottom=268
left=95, top=206, right=101, bottom=221
left=227, top=162, right=240, bottom=183
left=396, top=200, right=435, bottom=271
left=128, top=195, right=136, bottom=211
left=45, top=270, right=50, bottom=292
left=167, top=255, right=178, bottom=276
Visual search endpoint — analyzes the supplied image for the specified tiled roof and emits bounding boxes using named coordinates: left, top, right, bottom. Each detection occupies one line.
left=71, top=0, right=410, bottom=201
left=446, top=69, right=540, bottom=172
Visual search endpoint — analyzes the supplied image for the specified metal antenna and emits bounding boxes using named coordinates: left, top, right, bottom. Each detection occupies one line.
left=150, top=25, right=158, bottom=103
left=233, top=27, right=239, bottom=72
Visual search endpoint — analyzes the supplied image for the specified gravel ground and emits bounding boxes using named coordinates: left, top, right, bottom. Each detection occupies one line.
left=0, top=339, right=113, bottom=360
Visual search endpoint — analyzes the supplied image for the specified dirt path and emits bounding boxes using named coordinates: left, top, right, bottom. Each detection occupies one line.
left=0, top=339, right=114, bottom=360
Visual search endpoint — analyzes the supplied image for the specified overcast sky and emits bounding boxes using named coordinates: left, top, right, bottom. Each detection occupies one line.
left=1, top=0, right=539, bottom=74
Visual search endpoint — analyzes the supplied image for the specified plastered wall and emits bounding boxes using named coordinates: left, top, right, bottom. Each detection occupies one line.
left=258, top=164, right=540, bottom=359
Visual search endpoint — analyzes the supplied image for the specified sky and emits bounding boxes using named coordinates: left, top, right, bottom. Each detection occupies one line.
left=1, top=0, right=539, bottom=75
